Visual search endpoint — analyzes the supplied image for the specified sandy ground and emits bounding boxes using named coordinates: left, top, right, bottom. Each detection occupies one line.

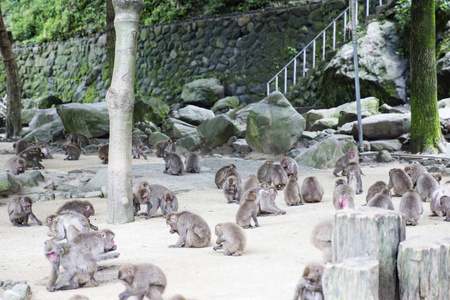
left=0, top=141, right=449, bottom=300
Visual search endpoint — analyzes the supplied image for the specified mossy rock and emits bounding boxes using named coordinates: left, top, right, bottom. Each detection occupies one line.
left=197, top=114, right=238, bottom=147
left=133, top=98, right=170, bottom=126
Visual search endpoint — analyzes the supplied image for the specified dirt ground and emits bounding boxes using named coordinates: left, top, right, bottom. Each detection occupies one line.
left=0, top=141, right=449, bottom=300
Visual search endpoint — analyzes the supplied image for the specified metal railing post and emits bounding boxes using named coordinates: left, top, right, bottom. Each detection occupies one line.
left=312, top=40, right=316, bottom=69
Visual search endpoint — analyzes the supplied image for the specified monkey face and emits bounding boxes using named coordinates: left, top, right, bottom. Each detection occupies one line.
left=348, top=150, right=355, bottom=159
left=166, top=214, right=178, bottom=233
left=338, top=196, right=347, bottom=208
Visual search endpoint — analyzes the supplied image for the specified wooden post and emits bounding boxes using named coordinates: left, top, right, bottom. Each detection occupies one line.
left=323, top=257, right=379, bottom=300
left=397, top=236, right=450, bottom=299
left=333, top=207, right=406, bottom=300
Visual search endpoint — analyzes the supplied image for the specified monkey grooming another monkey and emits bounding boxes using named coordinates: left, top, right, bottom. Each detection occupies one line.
left=255, top=186, right=286, bottom=216
left=44, top=240, right=98, bottom=292
left=13, top=139, right=32, bottom=155
left=215, top=164, right=237, bottom=189
left=440, top=196, right=450, bottom=221
left=404, top=163, right=427, bottom=186
left=293, top=262, right=325, bottom=300
left=185, top=152, right=201, bottom=173
left=35, top=141, right=53, bottom=159
left=346, top=162, right=363, bottom=194
left=118, top=263, right=167, bottom=300
left=166, top=211, right=211, bottom=248
left=132, top=135, right=147, bottom=160
left=270, top=163, right=288, bottom=191
left=399, top=189, right=423, bottom=226
left=155, top=139, right=172, bottom=158
left=257, top=160, right=273, bottom=184
left=333, top=149, right=358, bottom=177
left=18, top=146, right=45, bottom=169
left=366, top=181, right=387, bottom=203
left=7, top=196, right=42, bottom=227
left=284, top=174, right=303, bottom=206
left=301, top=176, right=324, bottom=203
left=310, top=220, right=332, bottom=263
left=236, top=190, right=259, bottom=229
left=223, top=175, right=242, bottom=204
left=367, top=188, right=394, bottom=210
left=47, top=211, right=90, bottom=241
left=71, top=229, right=120, bottom=261
left=281, top=156, right=298, bottom=177
left=98, top=144, right=109, bottom=164
left=56, top=200, right=98, bottom=231
left=333, top=179, right=355, bottom=210
left=387, top=168, right=413, bottom=196
left=4, top=156, right=26, bottom=175
left=163, top=153, right=184, bottom=175
left=213, top=222, right=246, bottom=256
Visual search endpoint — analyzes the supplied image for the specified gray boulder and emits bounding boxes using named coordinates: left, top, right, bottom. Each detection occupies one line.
left=246, top=91, right=306, bottom=154
left=232, top=139, right=252, bottom=154
left=0, top=171, right=21, bottom=195
left=370, top=140, right=402, bottom=151
left=310, top=118, right=339, bottom=131
left=57, top=102, right=110, bottom=138
left=377, top=150, right=394, bottom=162
left=21, top=109, right=36, bottom=126
left=437, top=98, right=450, bottom=108
left=333, top=97, right=380, bottom=118
left=303, top=108, right=335, bottom=130
left=133, top=97, right=170, bottom=125
left=211, top=96, right=240, bottom=113
left=29, top=108, right=60, bottom=130
left=162, top=118, right=197, bottom=138
left=2, top=283, right=31, bottom=300
left=197, top=114, right=238, bottom=147
left=178, top=105, right=215, bottom=125
left=174, top=135, right=201, bottom=154
left=352, top=113, right=411, bottom=140
left=181, top=78, right=224, bottom=107
left=379, top=103, right=406, bottom=114
left=148, top=132, right=170, bottom=147
left=22, top=94, right=63, bottom=109
left=22, top=118, right=65, bottom=143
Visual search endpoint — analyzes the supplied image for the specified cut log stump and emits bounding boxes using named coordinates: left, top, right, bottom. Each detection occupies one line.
left=333, top=207, right=406, bottom=300
left=323, top=257, right=379, bottom=300
left=397, top=236, right=450, bottom=300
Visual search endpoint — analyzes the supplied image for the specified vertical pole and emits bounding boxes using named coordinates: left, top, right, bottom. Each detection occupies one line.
left=323, top=32, right=326, bottom=59
left=333, top=21, right=336, bottom=51
left=293, top=59, right=297, bottom=86
left=366, top=0, right=369, bottom=17
left=313, top=40, right=316, bottom=68
left=284, top=68, right=287, bottom=93
left=303, top=50, right=306, bottom=77
left=275, top=76, right=278, bottom=91
left=344, top=11, right=347, bottom=42
left=267, top=82, right=270, bottom=96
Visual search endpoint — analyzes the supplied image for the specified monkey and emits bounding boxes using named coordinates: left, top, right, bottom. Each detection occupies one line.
left=69, top=132, right=79, bottom=144
left=366, top=181, right=387, bottom=203
left=257, top=160, right=273, bottom=184
left=404, top=163, right=427, bottom=186
left=4, top=156, right=26, bottom=175
left=284, top=174, right=303, bottom=206
left=118, top=263, right=167, bottom=300
left=256, top=185, right=286, bottom=216
left=18, top=146, right=45, bottom=169
left=213, top=222, right=246, bottom=256
left=71, top=229, right=120, bottom=261
left=430, top=180, right=450, bottom=217
left=47, top=211, right=90, bottom=242
left=301, top=176, right=324, bottom=203
left=7, top=196, right=42, bottom=227
left=242, top=174, right=259, bottom=194
left=185, top=152, right=201, bottom=173
left=333, top=149, right=359, bottom=177
left=166, top=211, right=211, bottom=248
left=415, top=172, right=440, bottom=202
left=270, top=163, right=288, bottom=191
left=225, top=166, right=242, bottom=183
left=293, top=262, right=325, bottom=300
left=132, top=180, right=151, bottom=216
left=35, top=141, right=53, bottom=159
left=333, top=179, right=355, bottom=210
left=62, top=143, right=81, bottom=161
left=346, top=162, right=363, bottom=195
left=367, top=188, right=394, bottom=210
left=56, top=200, right=98, bottom=231
left=160, top=190, right=179, bottom=218
left=281, top=156, right=298, bottom=177
left=432, top=173, right=442, bottom=183
left=440, top=196, right=450, bottom=222
left=69, top=132, right=90, bottom=148
left=223, top=175, right=242, bottom=204
left=44, top=239, right=98, bottom=292
left=236, top=190, right=259, bottom=229
left=310, top=220, right=332, bottom=263
left=13, top=139, right=32, bottom=155
left=399, top=189, right=423, bottom=226
left=387, top=168, right=413, bottom=196
left=132, top=135, right=147, bottom=160
left=155, top=139, right=172, bottom=158
left=98, top=144, right=109, bottom=164
left=215, top=164, right=237, bottom=189
left=163, top=152, right=184, bottom=175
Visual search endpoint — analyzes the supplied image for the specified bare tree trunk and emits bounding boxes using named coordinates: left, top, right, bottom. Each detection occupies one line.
left=106, top=0, right=143, bottom=224
left=106, top=0, right=116, bottom=83
left=0, top=6, right=22, bottom=138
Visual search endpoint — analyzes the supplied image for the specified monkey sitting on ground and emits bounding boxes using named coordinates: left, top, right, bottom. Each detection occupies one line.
left=163, top=153, right=184, bottom=175
left=160, top=190, right=179, bottom=218
left=166, top=211, right=211, bottom=248
left=44, top=239, right=98, bottom=292
left=284, top=174, right=303, bottom=206
left=132, top=135, right=147, bottom=160
left=310, top=220, right=332, bottom=263
left=281, top=156, right=298, bottom=177
left=242, top=174, right=259, bottom=194
left=71, top=229, right=120, bottom=262
left=399, top=189, right=423, bottom=226
left=69, top=132, right=90, bottom=148
left=366, top=181, right=387, bottom=203
left=213, top=222, right=246, bottom=256
left=387, top=168, right=413, bottom=196
left=132, top=180, right=151, bottom=216
left=56, top=200, right=98, bottom=231
left=236, top=190, right=259, bottom=229
left=333, top=179, right=355, bottom=210
left=118, top=263, right=167, bottom=300
left=404, top=163, right=427, bottom=186
left=293, top=262, right=325, bottom=300
left=301, top=176, right=324, bottom=203
left=185, top=152, right=201, bottom=173
left=215, top=164, right=237, bottom=189
left=367, top=188, right=394, bottom=210
left=35, top=141, right=53, bottom=159
left=13, top=139, right=32, bottom=155
left=18, top=146, right=45, bottom=169
left=98, top=144, right=109, bottom=164
left=257, top=160, right=273, bottom=184
left=333, top=149, right=358, bottom=177
left=63, top=143, right=81, bottom=160
left=223, top=175, right=242, bottom=204
left=7, top=196, right=42, bottom=227
left=270, top=163, right=288, bottom=191
left=346, top=162, right=363, bottom=194
left=415, top=172, right=439, bottom=203
left=440, top=196, right=450, bottom=222
left=254, top=185, right=286, bottom=216
left=4, top=156, right=26, bottom=175
left=155, top=139, right=172, bottom=158
left=46, top=211, right=90, bottom=241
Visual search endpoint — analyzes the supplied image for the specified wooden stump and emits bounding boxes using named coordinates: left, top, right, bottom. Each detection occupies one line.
left=397, top=236, right=450, bottom=300
left=323, top=257, right=379, bottom=300
left=333, top=207, right=406, bottom=300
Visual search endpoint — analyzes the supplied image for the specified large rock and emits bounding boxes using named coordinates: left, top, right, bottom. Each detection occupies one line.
left=57, top=102, right=110, bottom=138
left=133, top=97, right=170, bottom=125
left=303, top=108, right=336, bottom=130
left=181, top=78, right=224, bottom=107
left=197, top=114, right=238, bottom=147
left=174, top=135, right=201, bottom=154
left=352, top=113, right=411, bottom=140
left=22, top=94, right=64, bottom=109
left=211, top=96, right=240, bottom=113
left=22, top=118, right=65, bottom=143
left=148, top=132, right=170, bottom=146
left=29, top=108, right=60, bottom=130
left=310, top=118, right=339, bottom=131
left=162, top=118, right=197, bottom=138
left=178, top=105, right=215, bottom=126
left=246, top=91, right=306, bottom=154
left=21, top=109, right=36, bottom=125
left=0, top=171, right=21, bottom=195
left=370, top=140, right=402, bottom=151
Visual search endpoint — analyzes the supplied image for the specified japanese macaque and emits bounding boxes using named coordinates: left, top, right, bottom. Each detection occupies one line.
left=366, top=181, right=387, bottom=203
left=399, top=189, right=423, bottom=226
left=432, top=173, right=442, bottom=183
left=4, top=156, right=26, bottom=175
left=161, top=190, right=179, bottom=218
left=346, top=162, right=363, bottom=195
left=256, top=185, right=285, bottom=216
left=281, top=156, right=298, bottom=177
left=163, top=153, right=184, bottom=175
left=310, top=220, right=332, bottom=263
left=69, top=132, right=90, bottom=148
left=415, top=173, right=440, bottom=202
left=293, top=262, right=325, bottom=300
left=367, top=188, right=394, bottom=210
left=387, top=168, right=413, bottom=196
left=404, top=163, right=427, bottom=186
left=440, top=196, right=450, bottom=221
left=56, top=200, right=98, bottom=231
left=333, top=179, right=355, bottom=210
left=118, top=263, right=167, bottom=300
left=270, top=163, right=288, bottom=191
left=333, top=149, right=359, bottom=177
left=132, top=135, right=147, bottom=160
left=257, top=160, right=273, bottom=184
left=44, top=240, right=98, bottom=292
left=213, top=222, right=246, bottom=256
left=242, top=174, right=259, bottom=194
left=132, top=180, right=151, bottom=216
left=35, top=141, right=53, bottom=159
left=301, top=176, right=324, bottom=203
left=18, top=146, right=45, bottom=169
left=236, top=190, right=259, bottom=229
left=185, top=152, right=201, bottom=173
left=215, top=164, right=237, bottom=189
left=223, top=175, right=242, bottom=204
left=71, top=229, right=120, bottom=261
left=62, top=143, right=81, bottom=161
left=98, top=144, right=109, bottom=164
left=430, top=180, right=450, bottom=217
left=225, top=166, right=242, bottom=183
left=166, top=211, right=211, bottom=248
left=7, top=196, right=42, bottom=227
left=155, top=139, right=173, bottom=158
left=13, top=139, right=32, bottom=155
left=284, top=174, right=303, bottom=206
left=47, top=211, right=90, bottom=242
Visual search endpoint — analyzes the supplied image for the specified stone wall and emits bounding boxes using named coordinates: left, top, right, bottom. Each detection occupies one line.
left=0, top=1, right=348, bottom=105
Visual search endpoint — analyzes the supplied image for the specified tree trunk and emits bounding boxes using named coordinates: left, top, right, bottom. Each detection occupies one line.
left=106, top=0, right=143, bottom=224
left=106, top=0, right=116, bottom=83
left=410, top=0, right=442, bottom=154
left=397, top=236, right=450, bottom=300
left=333, top=207, right=406, bottom=300
left=323, top=257, right=379, bottom=300
left=0, top=6, right=22, bottom=138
